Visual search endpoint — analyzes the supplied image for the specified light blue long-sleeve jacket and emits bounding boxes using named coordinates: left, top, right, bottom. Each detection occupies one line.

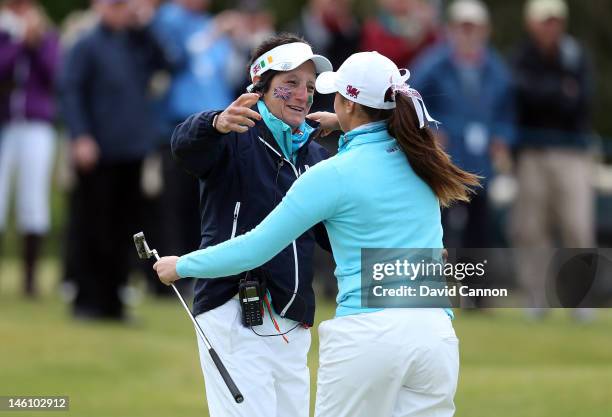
left=177, top=121, right=444, bottom=317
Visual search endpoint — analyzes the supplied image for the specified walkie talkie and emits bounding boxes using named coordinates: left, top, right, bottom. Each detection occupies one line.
left=238, top=279, right=263, bottom=327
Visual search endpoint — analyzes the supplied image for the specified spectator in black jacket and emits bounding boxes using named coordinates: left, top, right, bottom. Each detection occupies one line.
left=167, top=34, right=332, bottom=417
left=59, top=0, right=166, bottom=321
left=510, top=0, right=595, bottom=315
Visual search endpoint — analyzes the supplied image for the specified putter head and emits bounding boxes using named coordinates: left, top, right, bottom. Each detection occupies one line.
left=133, top=232, right=152, bottom=260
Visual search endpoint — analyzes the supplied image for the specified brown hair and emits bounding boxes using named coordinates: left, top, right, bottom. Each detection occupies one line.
left=248, top=33, right=309, bottom=95
left=359, top=94, right=480, bottom=207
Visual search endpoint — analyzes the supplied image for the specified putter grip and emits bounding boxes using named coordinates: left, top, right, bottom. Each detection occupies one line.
left=209, top=348, right=244, bottom=403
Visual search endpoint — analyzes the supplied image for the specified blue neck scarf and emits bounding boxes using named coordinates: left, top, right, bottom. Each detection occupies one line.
left=338, top=121, right=388, bottom=154
left=257, top=101, right=314, bottom=164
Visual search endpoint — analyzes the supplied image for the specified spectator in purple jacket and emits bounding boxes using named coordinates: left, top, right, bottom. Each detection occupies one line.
left=0, top=0, right=60, bottom=297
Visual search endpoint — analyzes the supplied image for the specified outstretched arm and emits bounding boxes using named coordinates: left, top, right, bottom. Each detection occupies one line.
left=306, top=112, right=340, bottom=137
left=171, top=93, right=261, bottom=178
left=154, top=160, right=342, bottom=284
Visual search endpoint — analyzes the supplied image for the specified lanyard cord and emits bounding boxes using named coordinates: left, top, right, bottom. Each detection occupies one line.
left=249, top=291, right=306, bottom=342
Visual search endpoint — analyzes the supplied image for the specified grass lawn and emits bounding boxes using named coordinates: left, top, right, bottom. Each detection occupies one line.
left=1, top=259, right=611, bottom=417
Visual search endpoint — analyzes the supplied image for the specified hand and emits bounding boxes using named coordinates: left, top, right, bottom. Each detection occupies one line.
left=213, top=10, right=245, bottom=39
left=490, top=137, right=513, bottom=174
left=215, top=93, right=262, bottom=134
left=22, top=8, right=45, bottom=47
left=153, top=256, right=180, bottom=286
left=128, top=0, right=155, bottom=27
left=71, top=135, right=100, bottom=172
left=306, top=111, right=340, bottom=136
left=433, top=129, right=448, bottom=150
left=562, top=77, right=580, bottom=99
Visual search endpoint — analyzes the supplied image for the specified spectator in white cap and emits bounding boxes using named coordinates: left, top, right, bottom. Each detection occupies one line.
left=523, top=0, right=569, bottom=54
left=155, top=51, right=479, bottom=417
left=409, top=0, right=515, bottom=254
left=511, top=0, right=595, bottom=320
left=166, top=33, right=333, bottom=417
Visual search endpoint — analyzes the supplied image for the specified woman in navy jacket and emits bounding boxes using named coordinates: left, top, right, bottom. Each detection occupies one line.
left=170, top=33, right=332, bottom=417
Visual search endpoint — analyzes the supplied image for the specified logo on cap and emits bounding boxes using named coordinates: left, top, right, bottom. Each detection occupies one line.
left=346, top=85, right=360, bottom=99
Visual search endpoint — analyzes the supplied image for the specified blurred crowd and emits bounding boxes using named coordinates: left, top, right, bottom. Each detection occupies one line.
left=0, top=0, right=602, bottom=320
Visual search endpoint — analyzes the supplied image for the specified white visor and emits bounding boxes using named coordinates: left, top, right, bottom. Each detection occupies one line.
left=249, top=42, right=332, bottom=85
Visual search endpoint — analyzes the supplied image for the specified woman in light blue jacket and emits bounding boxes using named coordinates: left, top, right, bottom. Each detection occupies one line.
left=155, top=51, right=479, bottom=417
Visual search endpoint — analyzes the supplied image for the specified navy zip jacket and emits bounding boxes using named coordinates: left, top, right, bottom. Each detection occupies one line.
left=60, top=24, right=166, bottom=161
left=171, top=108, right=330, bottom=326
left=511, top=35, right=593, bottom=149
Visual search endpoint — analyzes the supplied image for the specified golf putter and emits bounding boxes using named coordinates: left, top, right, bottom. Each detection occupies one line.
left=133, top=232, right=244, bottom=404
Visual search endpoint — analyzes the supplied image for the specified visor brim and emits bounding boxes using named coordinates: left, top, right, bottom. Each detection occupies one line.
left=269, top=54, right=333, bottom=75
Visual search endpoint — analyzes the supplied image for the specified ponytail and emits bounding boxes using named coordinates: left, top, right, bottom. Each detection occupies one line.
left=360, top=93, right=480, bottom=207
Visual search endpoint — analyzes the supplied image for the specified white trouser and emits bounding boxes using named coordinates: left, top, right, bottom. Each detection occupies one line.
left=0, top=120, right=55, bottom=234
left=195, top=299, right=311, bottom=417
left=315, top=308, right=459, bottom=417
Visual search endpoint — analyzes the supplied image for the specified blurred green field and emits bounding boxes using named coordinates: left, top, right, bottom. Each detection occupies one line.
left=1, top=259, right=612, bottom=417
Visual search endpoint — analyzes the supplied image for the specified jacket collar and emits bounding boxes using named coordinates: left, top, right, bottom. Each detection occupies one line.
left=257, top=101, right=317, bottom=164
left=253, top=104, right=321, bottom=163
left=338, top=121, right=390, bottom=154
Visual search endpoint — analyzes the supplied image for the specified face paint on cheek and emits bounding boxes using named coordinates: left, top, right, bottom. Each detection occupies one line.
left=273, top=86, right=292, bottom=101
left=307, top=95, right=313, bottom=105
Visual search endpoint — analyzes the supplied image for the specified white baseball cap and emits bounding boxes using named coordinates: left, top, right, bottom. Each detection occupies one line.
left=248, top=42, right=332, bottom=89
left=448, top=0, right=490, bottom=25
left=316, top=51, right=405, bottom=110
left=525, top=0, right=568, bottom=22
left=316, top=51, right=439, bottom=128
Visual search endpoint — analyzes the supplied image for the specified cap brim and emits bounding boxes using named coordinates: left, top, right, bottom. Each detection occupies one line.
left=530, top=12, right=565, bottom=21
left=453, top=16, right=489, bottom=25
left=315, top=71, right=339, bottom=94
